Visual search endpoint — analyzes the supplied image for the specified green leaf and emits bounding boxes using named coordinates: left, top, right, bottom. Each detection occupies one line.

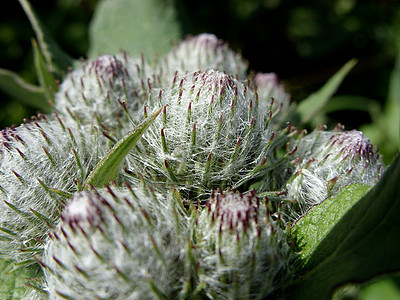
left=359, top=277, right=400, bottom=300
left=0, top=68, right=50, bottom=112
left=293, top=183, right=371, bottom=263
left=88, top=0, right=182, bottom=60
left=0, top=258, right=39, bottom=299
left=18, top=0, right=73, bottom=74
left=290, top=152, right=400, bottom=300
left=297, top=59, right=357, bottom=124
left=84, top=107, right=163, bottom=188
left=32, top=39, right=57, bottom=105
left=322, top=95, right=380, bottom=120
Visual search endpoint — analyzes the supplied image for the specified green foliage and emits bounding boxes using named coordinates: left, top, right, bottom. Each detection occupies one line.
left=88, top=0, right=182, bottom=60
left=0, top=0, right=400, bottom=298
left=293, top=183, right=371, bottom=263
left=297, top=59, right=358, bottom=124
left=361, top=50, right=400, bottom=164
left=0, top=258, right=41, bottom=299
left=18, top=0, right=73, bottom=75
left=83, top=107, right=162, bottom=188
left=31, top=39, right=56, bottom=105
left=291, top=152, right=400, bottom=299
left=0, top=68, right=48, bottom=111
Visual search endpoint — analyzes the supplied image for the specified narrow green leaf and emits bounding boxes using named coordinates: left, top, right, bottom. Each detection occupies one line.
left=298, top=59, right=358, bottom=124
left=0, top=68, right=49, bottom=111
left=32, top=39, right=57, bottom=105
left=18, top=0, right=73, bottom=74
left=290, top=152, right=400, bottom=299
left=84, top=107, right=163, bottom=188
left=88, top=0, right=182, bottom=59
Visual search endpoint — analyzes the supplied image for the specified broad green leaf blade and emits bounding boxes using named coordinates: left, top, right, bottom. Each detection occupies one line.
left=0, top=68, right=50, bottom=112
left=18, top=0, right=73, bottom=74
left=84, top=107, right=163, bottom=188
left=0, top=258, right=40, bottom=299
left=297, top=59, right=357, bottom=124
left=32, top=39, right=57, bottom=105
left=293, top=184, right=371, bottom=262
left=88, top=0, right=182, bottom=60
left=290, top=152, right=400, bottom=300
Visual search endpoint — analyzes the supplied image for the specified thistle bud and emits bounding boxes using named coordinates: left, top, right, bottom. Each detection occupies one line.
left=253, top=72, right=293, bottom=125
left=285, top=129, right=384, bottom=216
left=44, top=186, right=189, bottom=299
left=196, top=189, right=294, bottom=299
left=126, top=69, right=290, bottom=194
left=54, top=54, right=151, bottom=131
left=0, top=116, right=103, bottom=263
left=158, top=33, right=248, bottom=84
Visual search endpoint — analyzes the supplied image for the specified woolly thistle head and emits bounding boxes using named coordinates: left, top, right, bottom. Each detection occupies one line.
left=124, top=69, right=296, bottom=197
left=285, top=129, right=384, bottom=216
left=158, top=33, right=248, bottom=84
left=43, top=185, right=192, bottom=299
left=195, top=189, right=295, bottom=299
left=0, top=115, right=104, bottom=264
left=252, top=72, right=294, bottom=126
left=54, top=53, right=151, bottom=132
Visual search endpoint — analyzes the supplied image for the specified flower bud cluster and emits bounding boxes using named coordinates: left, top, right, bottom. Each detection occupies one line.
left=0, top=32, right=386, bottom=299
left=41, top=186, right=294, bottom=299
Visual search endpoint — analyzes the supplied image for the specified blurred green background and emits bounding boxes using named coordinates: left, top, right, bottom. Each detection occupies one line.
left=0, top=0, right=400, bottom=298
left=1, top=0, right=399, bottom=129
